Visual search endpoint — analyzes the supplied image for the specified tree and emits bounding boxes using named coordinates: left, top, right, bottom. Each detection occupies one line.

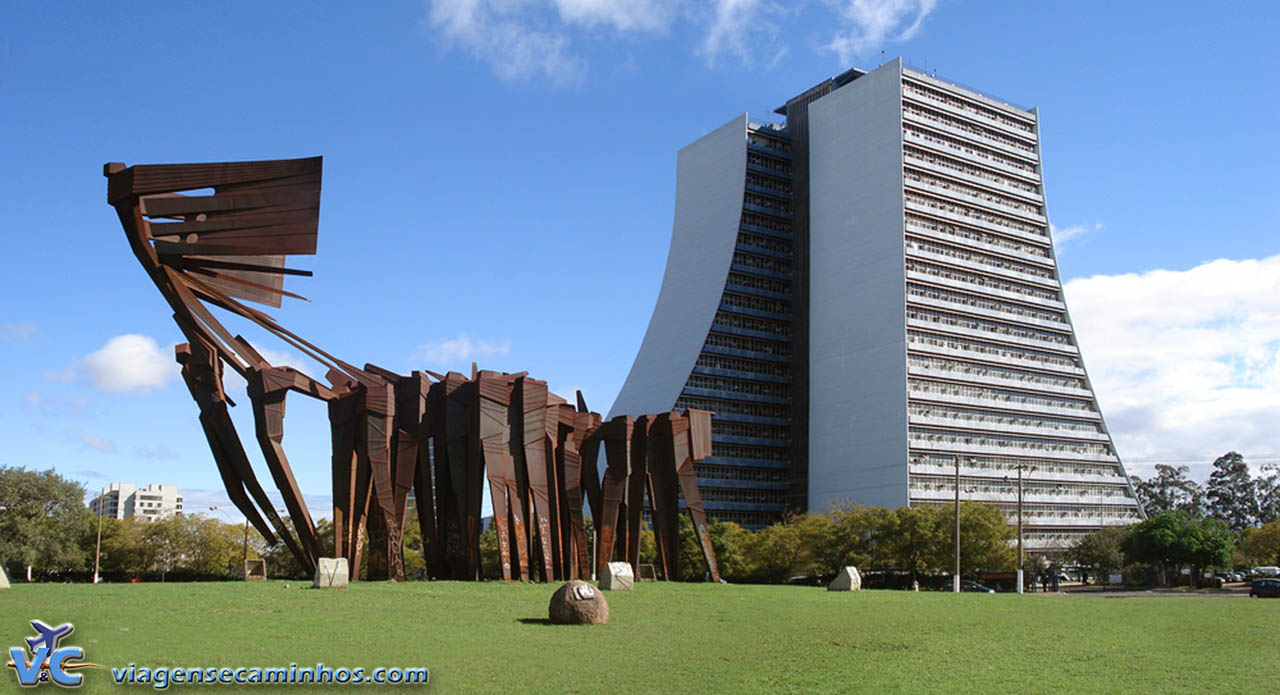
left=1256, top=466, right=1280, bottom=525
left=1122, top=511, right=1232, bottom=586
left=956, top=502, right=1016, bottom=572
left=886, top=505, right=944, bottom=583
left=1236, top=519, right=1280, bottom=567
left=1205, top=452, right=1258, bottom=530
left=1130, top=464, right=1205, bottom=516
left=93, top=517, right=155, bottom=574
left=704, top=519, right=751, bottom=581
left=1066, top=525, right=1127, bottom=582
left=0, top=466, right=89, bottom=580
left=259, top=517, right=334, bottom=579
left=741, top=514, right=825, bottom=583
left=816, top=505, right=892, bottom=575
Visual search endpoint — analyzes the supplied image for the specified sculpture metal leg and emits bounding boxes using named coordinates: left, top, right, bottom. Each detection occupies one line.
left=247, top=368, right=323, bottom=575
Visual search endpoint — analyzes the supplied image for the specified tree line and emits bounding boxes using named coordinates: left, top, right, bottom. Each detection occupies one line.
left=7, top=452, right=1279, bottom=586
left=1067, top=511, right=1280, bottom=587
left=1130, top=452, right=1279, bottom=529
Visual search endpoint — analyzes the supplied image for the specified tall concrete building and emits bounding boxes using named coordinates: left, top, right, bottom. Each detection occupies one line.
left=610, top=59, right=1143, bottom=550
left=90, top=483, right=184, bottom=522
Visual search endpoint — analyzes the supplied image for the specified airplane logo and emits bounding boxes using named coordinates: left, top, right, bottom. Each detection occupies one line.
left=26, top=622, right=74, bottom=654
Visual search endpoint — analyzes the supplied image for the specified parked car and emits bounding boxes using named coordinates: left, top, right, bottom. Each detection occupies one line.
left=1253, top=566, right=1280, bottom=578
left=960, top=580, right=996, bottom=593
left=1248, top=578, right=1280, bottom=598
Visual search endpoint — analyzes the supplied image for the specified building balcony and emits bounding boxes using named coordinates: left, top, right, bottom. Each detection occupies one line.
left=681, top=386, right=789, bottom=406
left=699, top=343, right=791, bottom=364
left=904, top=217, right=1054, bottom=265
left=703, top=501, right=791, bottom=512
left=907, top=294, right=1071, bottom=335
left=735, top=241, right=792, bottom=261
left=907, top=461, right=1130, bottom=486
left=904, top=176, right=1047, bottom=226
left=907, top=414, right=1110, bottom=443
left=906, top=363, right=1093, bottom=399
left=907, top=387, right=1099, bottom=420
left=903, top=150, right=1043, bottom=205
left=905, top=269, right=1063, bottom=311
left=902, top=128, right=1040, bottom=184
left=905, top=316, right=1077, bottom=356
left=738, top=221, right=792, bottom=240
left=741, top=202, right=793, bottom=220
left=906, top=436, right=1118, bottom=463
left=696, top=478, right=791, bottom=491
left=691, top=364, right=791, bottom=385
left=902, top=107, right=1039, bottom=165
left=905, top=337, right=1084, bottom=377
left=702, top=455, right=791, bottom=469
left=745, top=182, right=792, bottom=200
left=905, top=246, right=1060, bottom=290
left=903, top=196, right=1048, bottom=248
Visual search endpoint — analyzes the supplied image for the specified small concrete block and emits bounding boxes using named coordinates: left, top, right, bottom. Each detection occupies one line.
left=827, top=566, right=862, bottom=591
left=599, top=561, right=634, bottom=591
left=313, top=557, right=349, bottom=589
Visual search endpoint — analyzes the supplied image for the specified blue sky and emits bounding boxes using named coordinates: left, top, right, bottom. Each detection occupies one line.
left=2, top=1, right=1277, bottom=517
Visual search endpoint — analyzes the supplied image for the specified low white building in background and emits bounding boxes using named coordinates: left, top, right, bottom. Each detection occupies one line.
left=89, top=483, right=183, bottom=522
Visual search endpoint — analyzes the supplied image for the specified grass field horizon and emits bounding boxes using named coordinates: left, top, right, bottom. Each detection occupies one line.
left=2, top=581, right=1275, bottom=693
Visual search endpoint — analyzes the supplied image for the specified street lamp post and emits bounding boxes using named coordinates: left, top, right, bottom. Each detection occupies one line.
left=1016, top=465, right=1023, bottom=594
left=953, top=456, right=961, bottom=593
left=1005, top=464, right=1036, bottom=594
left=93, top=488, right=105, bottom=584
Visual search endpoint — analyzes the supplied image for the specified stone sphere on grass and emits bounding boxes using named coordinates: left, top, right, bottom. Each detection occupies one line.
left=548, top=580, right=609, bottom=625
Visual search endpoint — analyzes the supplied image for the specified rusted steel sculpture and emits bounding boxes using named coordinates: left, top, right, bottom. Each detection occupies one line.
left=105, top=156, right=720, bottom=583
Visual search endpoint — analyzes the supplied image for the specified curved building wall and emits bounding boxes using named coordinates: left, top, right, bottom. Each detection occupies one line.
left=610, top=115, right=750, bottom=419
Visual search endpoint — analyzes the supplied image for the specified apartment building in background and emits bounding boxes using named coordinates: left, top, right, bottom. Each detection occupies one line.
left=89, top=482, right=184, bottom=522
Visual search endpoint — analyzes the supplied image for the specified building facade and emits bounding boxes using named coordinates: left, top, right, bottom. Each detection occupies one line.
left=90, top=483, right=184, bottom=522
left=610, top=59, right=1143, bottom=550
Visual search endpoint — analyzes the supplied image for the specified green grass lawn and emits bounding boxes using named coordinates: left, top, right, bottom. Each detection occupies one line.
left=1, top=580, right=1275, bottom=694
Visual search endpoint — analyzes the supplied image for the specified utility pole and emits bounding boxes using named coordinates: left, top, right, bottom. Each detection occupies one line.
left=953, top=455, right=961, bottom=593
left=1016, top=465, right=1024, bottom=594
left=93, top=488, right=105, bottom=584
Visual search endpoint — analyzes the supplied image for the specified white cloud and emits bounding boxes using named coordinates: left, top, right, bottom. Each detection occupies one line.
left=425, top=0, right=942, bottom=85
left=74, top=430, right=118, bottom=453
left=23, top=391, right=90, bottom=418
left=700, top=0, right=786, bottom=67
left=551, top=0, right=674, bottom=32
left=1051, top=221, right=1103, bottom=248
left=1065, top=254, right=1280, bottom=478
left=427, top=0, right=592, bottom=87
left=79, top=334, right=178, bottom=394
left=413, top=333, right=512, bottom=366
left=823, top=0, right=939, bottom=65
left=1, top=321, right=40, bottom=346
left=134, top=444, right=179, bottom=460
